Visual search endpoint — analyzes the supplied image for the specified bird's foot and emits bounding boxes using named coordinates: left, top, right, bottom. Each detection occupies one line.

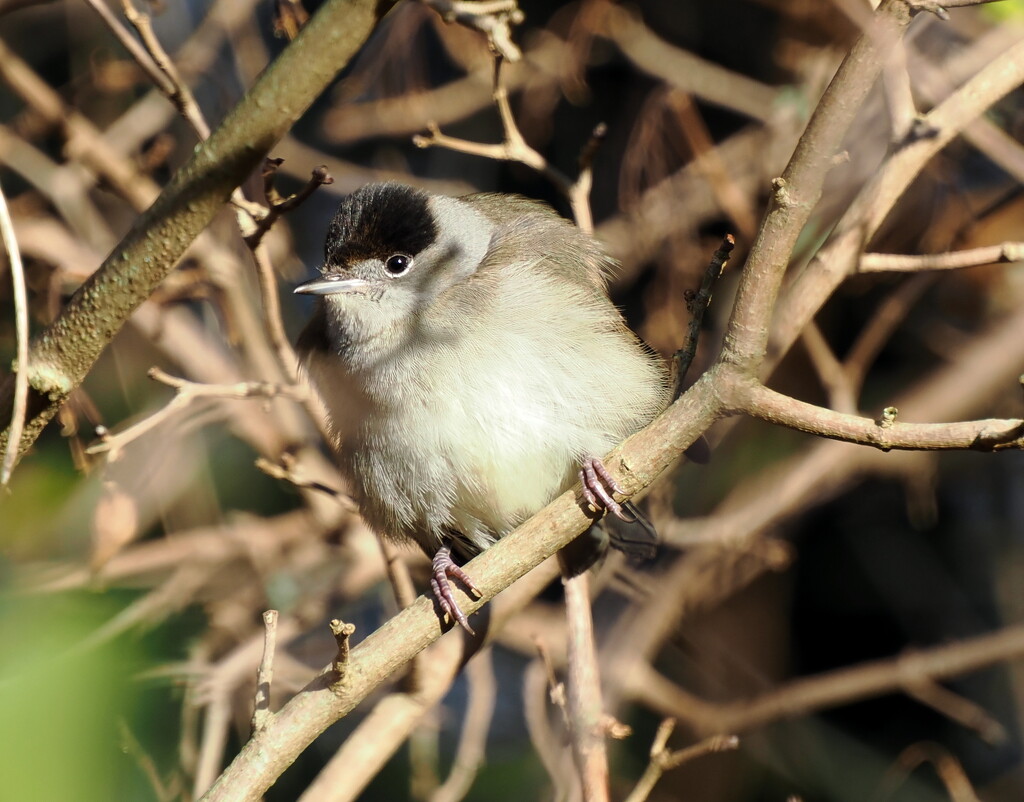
left=579, top=456, right=637, bottom=523
left=430, top=545, right=480, bottom=635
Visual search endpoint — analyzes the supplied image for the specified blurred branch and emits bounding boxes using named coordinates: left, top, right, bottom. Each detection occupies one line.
left=24, top=510, right=319, bottom=592
left=430, top=648, right=497, bottom=802
left=420, top=0, right=524, bottom=61
left=800, top=321, right=857, bottom=413
left=667, top=90, right=759, bottom=240
left=634, top=623, right=1024, bottom=736
left=562, top=572, right=609, bottom=802
left=909, top=0, right=1006, bottom=15
left=903, top=677, right=1007, bottom=745
left=875, top=742, right=982, bottom=802
left=85, top=368, right=307, bottom=463
left=322, top=33, right=564, bottom=144
left=593, top=1, right=780, bottom=123
left=860, top=242, right=1024, bottom=272
left=0, top=37, right=159, bottom=209
left=841, top=274, right=934, bottom=394
left=600, top=124, right=792, bottom=286
left=0, top=178, right=27, bottom=487
left=623, top=722, right=738, bottom=802
left=251, top=610, right=280, bottom=734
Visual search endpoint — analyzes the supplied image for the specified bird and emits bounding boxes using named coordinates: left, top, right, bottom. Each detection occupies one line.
left=295, top=182, right=670, bottom=633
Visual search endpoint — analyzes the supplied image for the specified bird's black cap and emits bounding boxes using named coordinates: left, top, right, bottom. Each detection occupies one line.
left=324, top=183, right=438, bottom=267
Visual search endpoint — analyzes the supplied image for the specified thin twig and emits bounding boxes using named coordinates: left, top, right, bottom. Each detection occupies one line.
left=672, top=234, right=734, bottom=398
left=414, top=55, right=604, bottom=230
left=800, top=322, right=857, bottom=414
left=254, top=455, right=356, bottom=507
left=251, top=610, right=280, bottom=733
left=330, top=619, right=356, bottom=684
left=0, top=178, right=28, bottom=486
left=380, top=539, right=419, bottom=611
left=414, top=56, right=568, bottom=187
left=860, top=242, right=1024, bottom=272
left=82, top=0, right=176, bottom=99
left=731, top=379, right=1024, bottom=451
left=85, top=368, right=307, bottom=462
left=909, top=0, right=1004, bottom=19
left=118, top=720, right=178, bottom=802
left=624, top=720, right=738, bottom=802
left=903, top=677, right=1007, bottom=745
left=245, top=159, right=334, bottom=250
left=569, top=122, right=607, bottom=235
left=842, top=275, right=934, bottom=396
left=119, top=0, right=211, bottom=137
left=874, top=742, right=982, bottom=802
left=245, top=161, right=334, bottom=424
left=420, top=0, right=525, bottom=61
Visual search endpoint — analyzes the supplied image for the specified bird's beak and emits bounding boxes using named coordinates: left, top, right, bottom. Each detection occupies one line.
left=293, top=275, right=370, bottom=296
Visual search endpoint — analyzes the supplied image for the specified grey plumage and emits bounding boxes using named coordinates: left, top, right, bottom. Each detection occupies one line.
left=296, top=183, right=668, bottom=625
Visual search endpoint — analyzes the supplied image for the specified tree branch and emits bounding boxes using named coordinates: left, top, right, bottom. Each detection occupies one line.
left=0, top=0, right=397, bottom=470
left=726, top=376, right=1024, bottom=452
left=198, top=377, right=721, bottom=801
left=722, top=0, right=912, bottom=372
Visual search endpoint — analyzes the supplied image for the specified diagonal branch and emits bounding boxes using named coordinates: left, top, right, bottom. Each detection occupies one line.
left=722, top=0, right=913, bottom=372
left=767, top=32, right=1024, bottom=374
left=198, top=374, right=722, bottom=801
left=0, top=0, right=397, bottom=472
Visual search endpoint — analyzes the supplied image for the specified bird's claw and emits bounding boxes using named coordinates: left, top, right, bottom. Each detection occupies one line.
left=431, top=545, right=480, bottom=635
left=579, top=456, right=636, bottom=523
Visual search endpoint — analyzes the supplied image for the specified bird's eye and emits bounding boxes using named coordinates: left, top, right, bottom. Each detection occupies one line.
left=384, top=254, right=412, bottom=276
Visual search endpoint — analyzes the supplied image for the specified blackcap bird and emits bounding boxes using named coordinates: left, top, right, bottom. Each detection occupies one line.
left=295, top=182, right=669, bottom=633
